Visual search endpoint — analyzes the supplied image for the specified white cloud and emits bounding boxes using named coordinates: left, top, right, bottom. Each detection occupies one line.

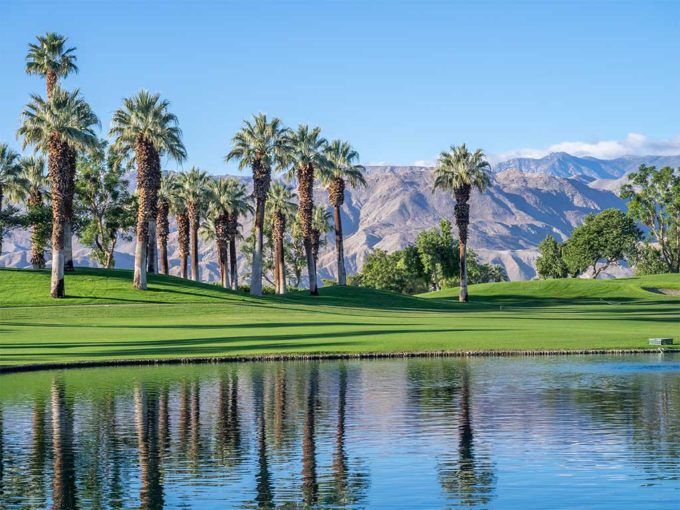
left=492, top=133, right=680, bottom=163
left=411, top=159, right=436, bottom=167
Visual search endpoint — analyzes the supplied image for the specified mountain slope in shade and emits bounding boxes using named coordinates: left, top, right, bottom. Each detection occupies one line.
left=0, top=155, right=659, bottom=282
left=493, top=152, right=680, bottom=179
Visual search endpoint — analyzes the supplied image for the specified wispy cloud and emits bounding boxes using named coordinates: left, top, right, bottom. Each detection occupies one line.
left=492, top=133, right=680, bottom=163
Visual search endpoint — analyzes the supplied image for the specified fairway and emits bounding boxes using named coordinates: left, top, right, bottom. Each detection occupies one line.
left=1, top=268, right=679, bottom=369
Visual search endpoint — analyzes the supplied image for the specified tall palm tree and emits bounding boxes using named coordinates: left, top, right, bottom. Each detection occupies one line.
left=227, top=209, right=247, bottom=291
left=20, top=156, right=50, bottom=268
left=18, top=87, right=99, bottom=297
left=169, top=184, right=190, bottom=279
left=26, top=33, right=79, bottom=270
left=323, top=140, right=365, bottom=285
left=433, top=144, right=491, bottom=302
left=226, top=114, right=289, bottom=296
left=177, top=168, right=210, bottom=282
left=206, top=177, right=252, bottom=289
left=284, top=125, right=328, bottom=295
left=266, top=182, right=296, bottom=294
left=311, top=205, right=331, bottom=268
left=0, top=143, right=24, bottom=257
left=157, top=172, right=178, bottom=275
left=26, top=32, right=78, bottom=99
left=109, top=90, right=186, bottom=290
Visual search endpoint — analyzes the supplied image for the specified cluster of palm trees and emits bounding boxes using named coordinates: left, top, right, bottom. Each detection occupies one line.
left=1, top=32, right=492, bottom=302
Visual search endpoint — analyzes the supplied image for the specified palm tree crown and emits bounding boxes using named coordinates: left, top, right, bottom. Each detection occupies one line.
left=109, top=90, right=186, bottom=163
left=226, top=114, right=290, bottom=204
left=18, top=86, right=100, bottom=153
left=208, top=177, right=252, bottom=220
left=284, top=125, right=328, bottom=179
left=0, top=144, right=25, bottom=202
left=266, top=181, right=297, bottom=219
left=323, top=139, right=365, bottom=207
left=25, top=32, right=78, bottom=97
left=178, top=168, right=211, bottom=217
left=432, top=144, right=491, bottom=196
left=19, top=156, right=48, bottom=202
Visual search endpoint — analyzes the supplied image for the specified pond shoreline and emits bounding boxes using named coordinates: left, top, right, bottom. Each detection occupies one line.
left=2, top=348, right=679, bottom=374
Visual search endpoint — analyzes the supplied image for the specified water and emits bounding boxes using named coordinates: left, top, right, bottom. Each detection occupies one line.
left=0, top=355, right=678, bottom=509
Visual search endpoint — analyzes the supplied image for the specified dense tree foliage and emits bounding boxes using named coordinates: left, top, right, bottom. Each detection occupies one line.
left=75, top=142, right=135, bottom=268
left=562, top=209, right=641, bottom=278
left=620, top=165, right=680, bottom=273
left=536, top=235, right=568, bottom=279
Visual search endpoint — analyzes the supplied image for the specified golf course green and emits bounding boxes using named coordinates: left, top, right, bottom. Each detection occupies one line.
left=1, top=268, right=678, bottom=369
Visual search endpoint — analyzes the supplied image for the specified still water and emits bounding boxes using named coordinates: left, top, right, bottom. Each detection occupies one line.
left=0, top=355, right=678, bottom=509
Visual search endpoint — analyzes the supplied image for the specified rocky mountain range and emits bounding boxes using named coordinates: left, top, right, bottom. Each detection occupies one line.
left=2, top=152, right=679, bottom=282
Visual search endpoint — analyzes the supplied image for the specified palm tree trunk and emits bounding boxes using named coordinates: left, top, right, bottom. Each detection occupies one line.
left=64, top=148, right=76, bottom=272
left=273, top=240, right=281, bottom=294
left=278, top=235, right=287, bottom=294
left=304, top=239, right=318, bottom=296
left=250, top=198, right=265, bottom=295
left=133, top=137, right=161, bottom=290
left=29, top=197, right=47, bottom=269
left=455, top=194, right=470, bottom=303
left=333, top=205, right=346, bottom=285
left=177, top=212, right=189, bottom=279
left=229, top=237, right=238, bottom=290
left=48, top=137, right=70, bottom=298
left=63, top=221, right=73, bottom=272
left=298, top=164, right=318, bottom=295
left=146, top=219, right=157, bottom=273
left=190, top=212, right=199, bottom=281
left=158, top=201, right=169, bottom=275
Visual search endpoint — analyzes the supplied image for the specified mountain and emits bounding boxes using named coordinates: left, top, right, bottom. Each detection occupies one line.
left=493, top=152, right=680, bottom=179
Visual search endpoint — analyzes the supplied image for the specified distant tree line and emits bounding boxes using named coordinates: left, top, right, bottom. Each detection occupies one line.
left=536, top=163, right=680, bottom=279
left=348, top=220, right=507, bottom=295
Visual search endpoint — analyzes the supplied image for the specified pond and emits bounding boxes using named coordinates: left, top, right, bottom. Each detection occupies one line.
left=0, top=355, right=679, bottom=509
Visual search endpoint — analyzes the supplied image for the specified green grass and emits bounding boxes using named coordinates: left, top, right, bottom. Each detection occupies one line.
left=1, top=267, right=679, bottom=369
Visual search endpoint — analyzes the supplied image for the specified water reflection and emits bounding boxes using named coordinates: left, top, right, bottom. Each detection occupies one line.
left=0, top=356, right=678, bottom=509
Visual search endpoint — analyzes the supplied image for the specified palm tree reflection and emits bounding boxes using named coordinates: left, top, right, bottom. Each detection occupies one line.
left=134, top=384, right=164, bottom=510
left=51, top=379, right=77, bottom=510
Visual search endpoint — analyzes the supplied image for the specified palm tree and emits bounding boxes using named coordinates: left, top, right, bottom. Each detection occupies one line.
left=0, top=143, right=24, bottom=257
left=206, top=177, right=252, bottom=289
left=226, top=114, right=289, bottom=296
left=323, top=140, right=365, bottom=285
left=20, top=156, right=50, bottom=268
left=169, top=185, right=190, bottom=279
left=284, top=125, right=328, bottom=295
left=227, top=209, right=247, bottom=291
left=26, top=32, right=78, bottom=99
left=109, top=90, right=186, bottom=290
left=311, top=205, right=331, bottom=269
left=18, top=87, right=99, bottom=297
left=266, top=182, right=296, bottom=294
left=199, top=217, right=226, bottom=286
left=157, top=172, right=178, bottom=275
left=177, top=168, right=210, bottom=282
left=433, top=144, right=491, bottom=302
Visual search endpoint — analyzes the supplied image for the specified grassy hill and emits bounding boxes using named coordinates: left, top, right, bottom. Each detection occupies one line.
left=1, top=268, right=678, bottom=369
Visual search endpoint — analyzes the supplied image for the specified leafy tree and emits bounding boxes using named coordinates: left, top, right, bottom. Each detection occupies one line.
left=535, top=235, right=568, bottom=279
left=415, top=219, right=458, bottom=290
left=75, top=143, right=135, bottom=268
left=354, top=249, right=409, bottom=293
left=620, top=165, right=680, bottom=273
left=287, top=217, right=307, bottom=288
left=634, top=245, right=667, bottom=276
left=433, top=144, right=491, bottom=302
left=226, top=114, right=289, bottom=296
left=322, top=140, right=366, bottom=285
left=109, top=90, right=186, bottom=290
left=562, top=208, right=641, bottom=278
left=0, top=143, right=25, bottom=256
left=311, top=205, right=332, bottom=268
left=20, top=156, right=51, bottom=269
left=19, top=86, right=99, bottom=297
left=469, top=262, right=508, bottom=284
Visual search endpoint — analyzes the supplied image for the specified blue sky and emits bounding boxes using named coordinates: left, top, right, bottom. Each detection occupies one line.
left=2, top=0, right=679, bottom=173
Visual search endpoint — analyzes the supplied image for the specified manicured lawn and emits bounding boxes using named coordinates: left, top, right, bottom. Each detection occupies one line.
left=1, top=268, right=679, bottom=368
